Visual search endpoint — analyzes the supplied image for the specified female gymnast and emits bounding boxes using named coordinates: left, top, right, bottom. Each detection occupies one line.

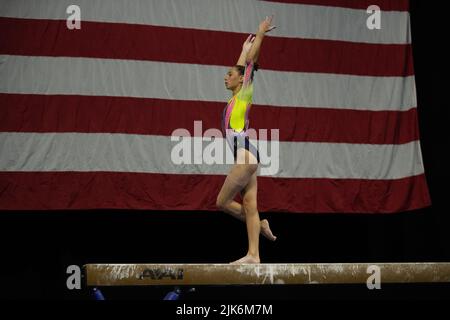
left=216, top=16, right=277, bottom=264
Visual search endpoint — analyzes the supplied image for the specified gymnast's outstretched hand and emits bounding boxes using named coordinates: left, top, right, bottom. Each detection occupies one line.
left=258, top=15, right=276, bottom=34
left=242, top=34, right=255, bottom=53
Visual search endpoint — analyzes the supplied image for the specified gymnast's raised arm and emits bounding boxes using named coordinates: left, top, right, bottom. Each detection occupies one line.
left=246, top=15, right=276, bottom=65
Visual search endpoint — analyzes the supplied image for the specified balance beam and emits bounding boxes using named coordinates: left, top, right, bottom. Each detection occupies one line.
left=84, top=263, right=450, bottom=286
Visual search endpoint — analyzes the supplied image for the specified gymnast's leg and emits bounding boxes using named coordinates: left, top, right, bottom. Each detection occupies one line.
left=230, top=167, right=261, bottom=264
left=216, top=159, right=254, bottom=218
left=216, top=150, right=276, bottom=241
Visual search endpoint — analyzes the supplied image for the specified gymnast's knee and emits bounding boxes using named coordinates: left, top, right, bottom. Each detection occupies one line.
left=216, top=196, right=229, bottom=211
left=243, top=195, right=257, bottom=214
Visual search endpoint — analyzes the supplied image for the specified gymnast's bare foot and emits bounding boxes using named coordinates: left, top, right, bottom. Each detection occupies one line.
left=230, top=254, right=260, bottom=264
left=260, top=219, right=277, bottom=241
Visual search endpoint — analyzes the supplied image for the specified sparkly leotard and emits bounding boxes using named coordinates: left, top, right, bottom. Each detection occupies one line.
left=221, top=60, right=260, bottom=163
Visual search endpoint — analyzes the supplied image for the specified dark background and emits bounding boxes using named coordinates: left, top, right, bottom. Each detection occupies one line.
left=0, top=0, right=448, bottom=300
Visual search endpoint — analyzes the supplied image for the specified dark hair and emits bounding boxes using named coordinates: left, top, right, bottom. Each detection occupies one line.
left=234, top=63, right=259, bottom=81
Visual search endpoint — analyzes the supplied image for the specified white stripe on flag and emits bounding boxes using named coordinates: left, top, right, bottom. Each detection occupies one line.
left=0, top=132, right=425, bottom=180
left=0, top=55, right=416, bottom=111
left=0, top=0, right=411, bottom=44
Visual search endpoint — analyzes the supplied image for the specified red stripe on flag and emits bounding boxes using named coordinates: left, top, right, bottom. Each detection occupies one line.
left=0, top=93, right=419, bottom=145
left=0, top=172, right=430, bottom=213
left=260, top=0, right=409, bottom=11
left=0, top=17, right=413, bottom=76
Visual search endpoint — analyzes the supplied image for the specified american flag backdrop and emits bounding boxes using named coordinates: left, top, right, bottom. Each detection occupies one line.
left=0, top=0, right=431, bottom=212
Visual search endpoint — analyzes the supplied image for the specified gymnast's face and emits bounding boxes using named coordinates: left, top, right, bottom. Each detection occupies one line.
left=224, top=67, right=243, bottom=91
